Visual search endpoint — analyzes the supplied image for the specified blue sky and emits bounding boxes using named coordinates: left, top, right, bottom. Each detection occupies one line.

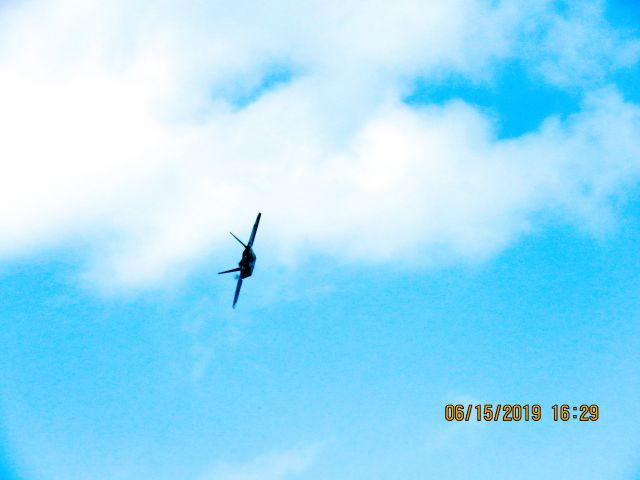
left=1, top=1, right=640, bottom=479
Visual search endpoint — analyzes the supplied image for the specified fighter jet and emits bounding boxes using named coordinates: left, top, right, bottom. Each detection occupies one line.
left=218, top=213, right=261, bottom=308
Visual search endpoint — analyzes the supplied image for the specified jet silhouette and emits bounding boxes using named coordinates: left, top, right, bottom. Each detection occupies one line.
left=218, top=213, right=261, bottom=308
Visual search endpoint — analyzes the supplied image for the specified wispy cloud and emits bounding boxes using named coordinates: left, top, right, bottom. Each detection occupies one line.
left=180, top=295, right=246, bottom=381
left=528, top=1, right=640, bottom=87
left=0, top=0, right=638, bottom=288
left=198, top=444, right=321, bottom=480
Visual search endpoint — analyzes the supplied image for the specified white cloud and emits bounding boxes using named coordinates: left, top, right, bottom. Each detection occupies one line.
left=526, top=1, right=640, bottom=87
left=0, top=0, right=638, bottom=288
left=199, top=445, right=320, bottom=480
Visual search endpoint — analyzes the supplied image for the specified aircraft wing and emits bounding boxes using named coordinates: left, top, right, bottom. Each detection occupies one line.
left=247, top=212, right=261, bottom=247
left=232, top=276, right=243, bottom=308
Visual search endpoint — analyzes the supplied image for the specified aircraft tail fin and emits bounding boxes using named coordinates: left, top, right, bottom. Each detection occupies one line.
left=218, top=267, right=241, bottom=275
left=230, top=232, right=247, bottom=247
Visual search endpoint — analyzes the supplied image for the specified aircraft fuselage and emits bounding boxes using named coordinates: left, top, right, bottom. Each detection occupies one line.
left=239, top=246, right=256, bottom=278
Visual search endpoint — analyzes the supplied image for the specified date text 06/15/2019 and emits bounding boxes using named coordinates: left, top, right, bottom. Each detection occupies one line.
left=444, top=404, right=599, bottom=422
